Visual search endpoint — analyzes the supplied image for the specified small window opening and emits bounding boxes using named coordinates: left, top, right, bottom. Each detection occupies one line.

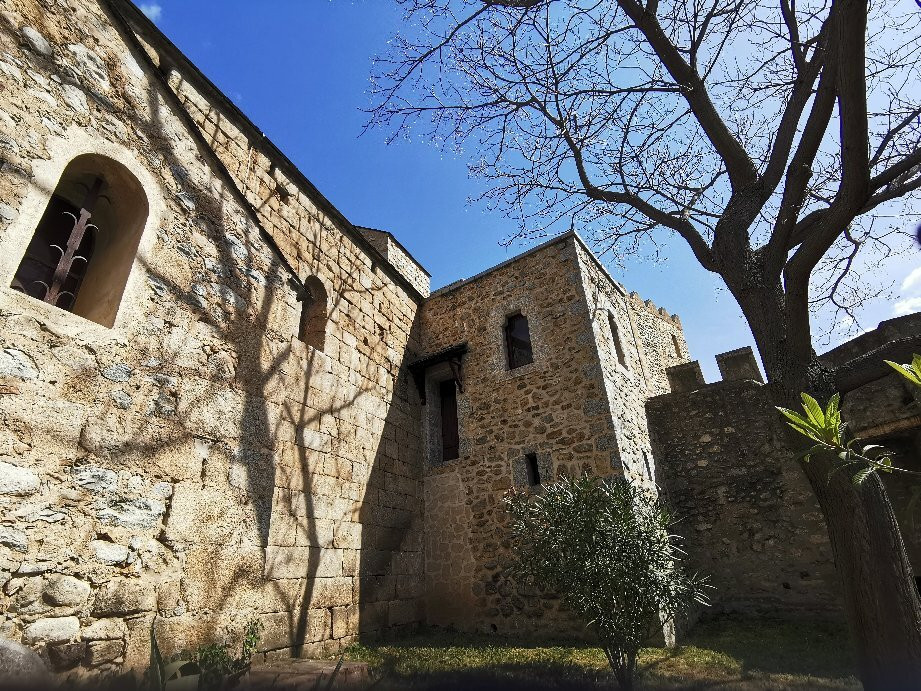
left=608, top=313, right=627, bottom=368
left=525, top=453, right=541, bottom=486
left=10, top=154, right=148, bottom=327
left=440, top=379, right=459, bottom=462
left=642, top=451, right=653, bottom=478
left=297, top=275, right=328, bottom=350
left=672, top=333, right=682, bottom=357
left=11, top=193, right=97, bottom=310
left=505, top=313, right=533, bottom=370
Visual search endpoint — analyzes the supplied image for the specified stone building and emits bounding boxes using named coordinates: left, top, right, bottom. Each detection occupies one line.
left=0, top=0, right=918, bottom=683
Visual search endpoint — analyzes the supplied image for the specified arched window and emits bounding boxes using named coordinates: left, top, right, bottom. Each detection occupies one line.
left=608, top=313, right=628, bottom=368
left=297, top=275, right=328, bottom=350
left=504, top=313, right=533, bottom=370
left=10, top=154, right=148, bottom=328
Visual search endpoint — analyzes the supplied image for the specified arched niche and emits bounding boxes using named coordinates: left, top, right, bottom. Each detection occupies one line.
left=9, top=153, right=149, bottom=328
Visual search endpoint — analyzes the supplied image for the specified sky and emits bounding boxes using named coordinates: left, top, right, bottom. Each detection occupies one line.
left=139, top=1, right=920, bottom=382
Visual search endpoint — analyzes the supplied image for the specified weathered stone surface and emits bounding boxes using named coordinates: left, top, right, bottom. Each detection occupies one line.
left=22, top=616, right=80, bottom=645
left=43, top=574, right=91, bottom=607
left=0, top=526, right=29, bottom=552
left=94, top=496, right=165, bottom=530
left=82, top=618, right=128, bottom=641
left=0, top=461, right=40, bottom=495
left=0, top=639, right=52, bottom=684
left=47, top=641, right=86, bottom=670
left=101, top=363, right=132, bottom=382
left=21, top=26, right=52, bottom=56
left=61, top=84, right=89, bottom=115
left=0, top=348, right=39, bottom=379
left=85, top=639, right=124, bottom=666
left=92, top=579, right=157, bottom=616
left=72, top=465, right=117, bottom=493
left=90, top=540, right=129, bottom=565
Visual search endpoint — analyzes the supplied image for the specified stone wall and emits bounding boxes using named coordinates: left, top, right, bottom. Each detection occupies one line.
left=417, top=234, right=688, bottom=636
left=647, top=379, right=841, bottom=616
left=0, top=0, right=424, bottom=682
left=358, top=228, right=431, bottom=299
left=574, top=242, right=687, bottom=488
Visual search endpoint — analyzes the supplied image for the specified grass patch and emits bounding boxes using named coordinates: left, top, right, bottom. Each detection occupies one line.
left=342, top=616, right=859, bottom=689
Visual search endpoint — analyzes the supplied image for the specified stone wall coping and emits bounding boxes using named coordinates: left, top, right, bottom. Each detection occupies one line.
left=431, top=232, right=577, bottom=297
left=647, top=376, right=767, bottom=408
left=355, top=226, right=432, bottom=277
left=109, top=0, right=426, bottom=303
left=821, top=313, right=921, bottom=367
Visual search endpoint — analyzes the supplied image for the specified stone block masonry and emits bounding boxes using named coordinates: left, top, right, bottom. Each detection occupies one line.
left=647, top=379, right=841, bottom=616
left=0, top=0, right=424, bottom=681
left=1, top=0, right=899, bottom=683
left=417, top=233, right=691, bottom=636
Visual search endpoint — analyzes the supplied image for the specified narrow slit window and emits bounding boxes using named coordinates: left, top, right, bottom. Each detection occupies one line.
left=525, top=452, right=541, bottom=487
left=672, top=333, right=682, bottom=357
left=440, top=379, right=459, bottom=462
left=608, top=313, right=628, bottom=368
left=642, top=451, right=653, bottom=478
left=504, top=313, right=533, bottom=370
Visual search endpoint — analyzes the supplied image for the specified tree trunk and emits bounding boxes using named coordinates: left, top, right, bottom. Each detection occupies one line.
left=800, top=453, right=921, bottom=688
left=735, top=283, right=921, bottom=689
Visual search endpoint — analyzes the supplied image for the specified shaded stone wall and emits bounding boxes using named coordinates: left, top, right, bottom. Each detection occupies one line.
left=0, top=0, right=424, bottom=682
left=822, top=316, right=921, bottom=581
left=574, top=242, right=687, bottom=488
left=647, top=380, right=841, bottom=616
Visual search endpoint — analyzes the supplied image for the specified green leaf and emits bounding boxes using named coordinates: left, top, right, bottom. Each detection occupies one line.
left=777, top=407, right=813, bottom=428
left=885, top=359, right=921, bottom=387
left=853, top=467, right=876, bottom=485
left=783, top=421, right=822, bottom=443
left=800, top=393, right=825, bottom=427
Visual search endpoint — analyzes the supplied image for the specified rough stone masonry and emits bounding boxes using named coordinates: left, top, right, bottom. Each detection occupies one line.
left=0, top=0, right=918, bottom=685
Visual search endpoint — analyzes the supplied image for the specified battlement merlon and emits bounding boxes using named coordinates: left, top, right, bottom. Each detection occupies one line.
left=663, top=346, right=765, bottom=395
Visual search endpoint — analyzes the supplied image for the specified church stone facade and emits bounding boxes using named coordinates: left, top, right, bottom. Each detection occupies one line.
left=0, top=0, right=918, bottom=683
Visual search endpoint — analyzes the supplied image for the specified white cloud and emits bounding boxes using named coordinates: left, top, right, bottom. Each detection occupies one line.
left=140, top=3, right=162, bottom=22
left=893, top=296, right=921, bottom=316
left=900, top=265, right=921, bottom=292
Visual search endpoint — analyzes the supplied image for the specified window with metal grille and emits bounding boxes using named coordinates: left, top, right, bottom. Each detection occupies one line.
left=440, top=379, right=459, bottom=461
left=504, top=313, right=533, bottom=370
left=9, top=154, right=148, bottom=328
left=608, top=313, right=628, bottom=368
left=11, top=194, right=96, bottom=310
left=297, top=275, right=328, bottom=350
left=525, top=452, right=541, bottom=486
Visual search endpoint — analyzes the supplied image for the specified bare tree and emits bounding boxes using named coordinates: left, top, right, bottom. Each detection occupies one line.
left=369, top=0, right=921, bottom=686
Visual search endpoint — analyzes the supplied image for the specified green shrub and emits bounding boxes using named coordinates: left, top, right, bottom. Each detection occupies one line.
left=505, top=475, right=708, bottom=690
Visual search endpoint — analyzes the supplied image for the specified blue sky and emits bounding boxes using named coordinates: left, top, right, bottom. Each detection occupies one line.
left=139, top=1, right=919, bottom=381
